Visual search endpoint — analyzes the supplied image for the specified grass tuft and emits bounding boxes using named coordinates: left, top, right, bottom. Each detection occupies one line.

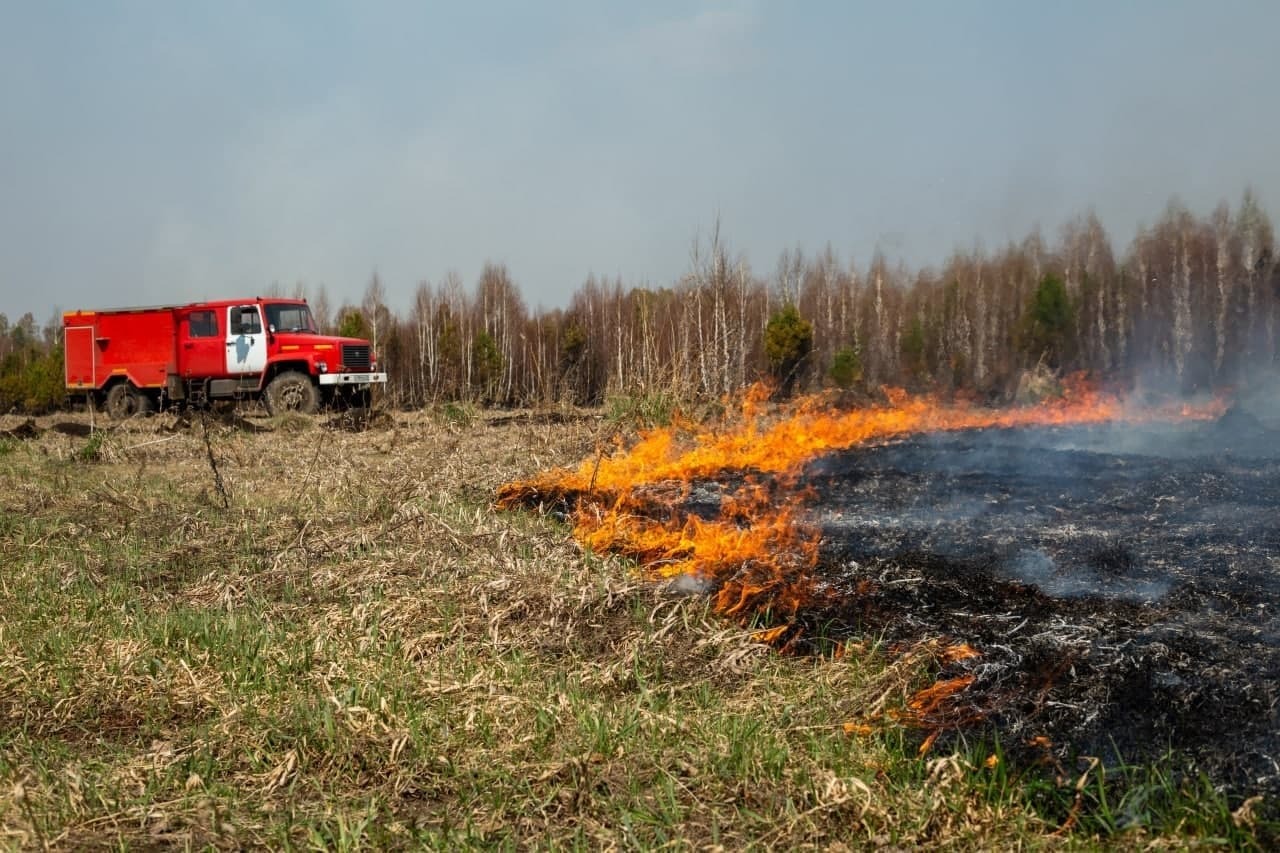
left=267, top=411, right=315, bottom=433
left=431, top=401, right=478, bottom=429
left=605, top=391, right=678, bottom=429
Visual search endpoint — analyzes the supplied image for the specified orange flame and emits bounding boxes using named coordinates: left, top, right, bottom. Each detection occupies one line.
left=497, top=379, right=1223, bottom=633
left=903, top=674, right=978, bottom=720
left=504, top=378, right=1224, bottom=506
left=497, top=379, right=1226, bottom=744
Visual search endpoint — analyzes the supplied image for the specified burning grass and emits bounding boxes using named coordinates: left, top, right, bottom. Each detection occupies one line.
left=497, top=378, right=1225, bottom=644
left=0, top=403, right=1270, bottom=848
left=496, top=380, right=1280, bottom=838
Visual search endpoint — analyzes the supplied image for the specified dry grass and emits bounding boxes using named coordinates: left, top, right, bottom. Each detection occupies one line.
left=0, top=409, right=1268, bottom=850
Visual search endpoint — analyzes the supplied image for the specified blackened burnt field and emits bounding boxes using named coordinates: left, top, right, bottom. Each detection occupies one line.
left=697, top=409, right=1280, bottom=795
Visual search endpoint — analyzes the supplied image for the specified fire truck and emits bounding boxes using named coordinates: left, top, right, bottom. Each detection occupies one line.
left=63, top=297, right=387, bottom=418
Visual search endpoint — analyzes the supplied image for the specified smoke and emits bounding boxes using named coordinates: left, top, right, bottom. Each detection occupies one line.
left=1234, top=370, right=1280, bottom=429
left=808, top=401, right=1280, bottom=608
left=1005, top=547, right=1170, bottom=603
left=1009, top=389, right=1280, bottom=461
left=665, top=573, right=713, bottom=597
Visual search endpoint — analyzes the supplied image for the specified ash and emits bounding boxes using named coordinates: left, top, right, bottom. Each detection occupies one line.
left=801, top=410, right=1280, bottom=794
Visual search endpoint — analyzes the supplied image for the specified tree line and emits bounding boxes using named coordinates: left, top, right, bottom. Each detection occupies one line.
left=361, top=190, right=1278, bottom=406
left=1, top=191, right=1276, bottom=414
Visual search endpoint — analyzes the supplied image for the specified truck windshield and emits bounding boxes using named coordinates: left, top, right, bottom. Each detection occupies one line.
left=264, top=303, right=318, bottom=334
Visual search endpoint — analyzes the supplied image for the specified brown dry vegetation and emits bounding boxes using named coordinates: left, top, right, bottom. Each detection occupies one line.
left=0, top=409, right=1268, bottom=849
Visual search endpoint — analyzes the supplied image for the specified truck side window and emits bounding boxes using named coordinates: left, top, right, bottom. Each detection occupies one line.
left=230, top=307, right=262, bottom=336
left=189, top=310, right=218, bottom=338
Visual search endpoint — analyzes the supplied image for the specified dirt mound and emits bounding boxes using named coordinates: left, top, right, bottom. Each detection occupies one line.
left=49, top=421, right=94, bottom=437
left=1, top=418, right=98, bottom=439
left=0, top=417, right=39, bottom=440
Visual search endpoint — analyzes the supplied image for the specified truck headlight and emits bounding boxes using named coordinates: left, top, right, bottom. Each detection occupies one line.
left=317, top=361, right=328, bottom=373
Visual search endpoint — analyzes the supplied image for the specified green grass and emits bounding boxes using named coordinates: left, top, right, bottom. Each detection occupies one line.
left=430, top=400, right=478, bottom=429
left=0, top=413, right=1273, bottom=849
left=605, top=391, right=679, bottom=430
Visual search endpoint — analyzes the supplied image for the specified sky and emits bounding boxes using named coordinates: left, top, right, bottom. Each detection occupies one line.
left=1, top=0, right=1278, bottom=324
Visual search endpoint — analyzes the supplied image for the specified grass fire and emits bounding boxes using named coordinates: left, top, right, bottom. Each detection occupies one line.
left=497, top=379, right=1225, bottom=643
left=498, top=379, right=1280, bottom=826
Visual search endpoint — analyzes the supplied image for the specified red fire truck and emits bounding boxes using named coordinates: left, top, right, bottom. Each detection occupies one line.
left=63, top=297, right=386, bottom=418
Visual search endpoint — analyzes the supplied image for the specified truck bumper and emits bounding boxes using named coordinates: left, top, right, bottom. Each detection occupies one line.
left=319, top=372, right=388, bottom=386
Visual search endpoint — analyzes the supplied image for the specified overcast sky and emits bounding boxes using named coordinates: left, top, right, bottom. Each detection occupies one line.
left=2, top=1, right=1277, bottom=323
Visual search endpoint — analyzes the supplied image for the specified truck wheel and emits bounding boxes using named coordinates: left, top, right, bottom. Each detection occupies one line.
left=105, top=383, right=153, bottom=419
left=265, top=371, right=319, bottom=415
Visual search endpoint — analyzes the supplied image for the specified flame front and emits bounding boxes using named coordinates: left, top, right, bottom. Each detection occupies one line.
left=497, top=380, right=1224, bottom=728
left=509, top=378, right=1221, bottom=503
left=500, top=380, right=1223, bottom=627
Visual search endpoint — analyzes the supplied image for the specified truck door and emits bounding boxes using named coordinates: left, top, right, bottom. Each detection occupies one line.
left=63, top=322, right=97, bottom=390
left=226, top=305, right=267, bottom=375
left=179, top=308, right=225, bottom=377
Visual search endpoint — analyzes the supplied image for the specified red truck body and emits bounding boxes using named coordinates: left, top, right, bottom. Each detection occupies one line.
left=64, top=297, right=387, bottom=417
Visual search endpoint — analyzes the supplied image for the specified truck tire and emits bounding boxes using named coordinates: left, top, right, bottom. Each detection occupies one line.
left=265, top=371, right=319, bottom=415
left=105, top=383, right=153, bottom=419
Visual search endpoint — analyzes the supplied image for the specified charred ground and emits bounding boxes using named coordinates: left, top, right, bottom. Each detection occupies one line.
left=738, top=410, right=1280, bottom=795
left=502, top=389, right=1280, bottom=802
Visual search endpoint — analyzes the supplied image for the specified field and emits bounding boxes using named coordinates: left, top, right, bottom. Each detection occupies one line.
left=0, top=406, right=1273, bottom=849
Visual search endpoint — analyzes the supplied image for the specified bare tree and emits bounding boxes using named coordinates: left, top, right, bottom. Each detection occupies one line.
left=362, top=273, right=390, bottom=363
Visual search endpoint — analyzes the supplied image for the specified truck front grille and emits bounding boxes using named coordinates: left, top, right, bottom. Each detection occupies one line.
left=342, top=344, right=371, bottom=371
